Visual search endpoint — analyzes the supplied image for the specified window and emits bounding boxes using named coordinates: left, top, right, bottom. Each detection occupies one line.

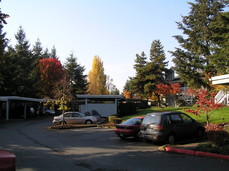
left=72, top=113, right=81, bottom=117
left=64, top=113, right=72, bottom=117
left=181, top=114, right=193, bottom=123
left=164, top=115, right=171, bottom=124
left=142, top=114, right=160, bottom=125
left=170, top=114, right=182, bottom=123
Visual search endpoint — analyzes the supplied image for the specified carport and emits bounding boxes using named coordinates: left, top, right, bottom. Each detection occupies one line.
left=0, top=96, right=46, bottom=120
left=76, top=95, right=124, bottom=117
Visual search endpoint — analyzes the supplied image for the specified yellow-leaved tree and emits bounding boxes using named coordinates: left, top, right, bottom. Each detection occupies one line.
left=88, top=56, right=108, bottom=95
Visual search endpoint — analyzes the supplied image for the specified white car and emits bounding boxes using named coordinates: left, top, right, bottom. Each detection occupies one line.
left=53, top=112, right=98, bottom=125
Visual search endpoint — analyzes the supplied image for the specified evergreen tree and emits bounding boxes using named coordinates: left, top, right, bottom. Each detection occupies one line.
left=50, top=46, right=58, bottom=59
left=43, top=48, right=50, bottom=58
left=88, top=55, right=108, bottom=95
left=132, top=40, right=168, bottom=99
left=1, top=26, right=36, bottom=96
left=132, top=51, right=147, bottom=98
left=65, top=53, right=88, bottom=98
left=171, top=0, right=228, bottom=89
left=209, top=11, right=229, bottom=74
left=144, top=40, right=168, bottom=98
left=0, top=1, right=9, bottom=95
left=13, top=26, right=36, bottom=97
left=123, top=77, right=135, bottom=98
left=32, top=39, right=43, bottom=59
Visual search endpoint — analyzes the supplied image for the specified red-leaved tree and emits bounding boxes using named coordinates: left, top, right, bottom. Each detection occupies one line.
left=185, top=89, right=224, bottom=125
left=156, top=83, right=182, bottom=106
left=38, top=58, right=65, bottom=98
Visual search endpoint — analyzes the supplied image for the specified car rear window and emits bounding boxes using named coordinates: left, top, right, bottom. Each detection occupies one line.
left=142, top=114, right=160, bottom=125
left=121, top=118, right=143, bottom=125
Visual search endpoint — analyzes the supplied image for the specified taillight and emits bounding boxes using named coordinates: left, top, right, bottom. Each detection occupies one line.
left=157, top=125, right=163, bottom=131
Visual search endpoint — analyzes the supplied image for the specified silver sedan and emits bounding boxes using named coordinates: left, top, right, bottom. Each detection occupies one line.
left=52, top=112, right=98, bottom=125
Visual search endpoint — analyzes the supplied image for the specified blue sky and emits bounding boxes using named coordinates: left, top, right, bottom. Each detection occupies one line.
left=1, top=0, right=194, bottom=91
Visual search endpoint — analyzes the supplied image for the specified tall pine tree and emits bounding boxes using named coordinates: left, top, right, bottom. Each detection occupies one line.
left=132, top=51, right=147, bottom=98
left=0, top=2, right=9, bottom=95
left=209, top=11, right=229, bottom=74
left=65, top=53, right=88, bottom=98
left=171, top=0, right=228, bottom=89
left=144, top=40, right=168, bottom=98
left=14, top=26, right=36, bottom=96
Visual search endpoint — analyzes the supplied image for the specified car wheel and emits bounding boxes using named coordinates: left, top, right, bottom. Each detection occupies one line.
left=60, top=121, right=67, bottom=125
left=167, top=134, right=175, bottom=144
left=85, top=120, right=93, bottom=124
left=118, top=134, right=127, bottom=140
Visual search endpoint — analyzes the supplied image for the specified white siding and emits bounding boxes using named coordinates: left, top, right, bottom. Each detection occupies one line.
left=79, top=103, right=117, bottom=117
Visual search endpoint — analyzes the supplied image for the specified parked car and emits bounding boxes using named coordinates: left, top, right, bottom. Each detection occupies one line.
left=84, top=110, right=102, bottom=121
left=0, top=149, right=16, bottom=170
left=114, top=116, right=144, bottom=140
left=140, top=111, right=205, bottom=144
left=52, top=112, right=98, bottom=125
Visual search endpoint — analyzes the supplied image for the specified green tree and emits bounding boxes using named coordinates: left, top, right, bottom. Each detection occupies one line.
left=132, top=51, right=147, bottom=98
left=0, top=1, right=9, bottom=95
left=50, top=46, right=58, bottom=59
left=132, top=40, right=168, bottom=99
left=171, top=0, right=228, bottom=89
left=14, top=26, right=37, bottom=97
left=32, top=39, right=43, bottom=59
left=209, top=11, right=229, bottom=74
left=144, top=40, right=168, bottom=98
left=123, top=77, right=135, bottom=98
left=65, top=53, right=88, bottom=98
left=88, top=55, right=108, bottom=95
left=1, top=26, right=36, bottom=97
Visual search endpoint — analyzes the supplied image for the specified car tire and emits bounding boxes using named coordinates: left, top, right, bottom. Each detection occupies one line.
left=167, top=134, right=175, bottom=144
left=85, top=120, right=93, bottom=124
left=118, top=134, right=127, bottom=140
left=60, top=121, right=67, bottom=125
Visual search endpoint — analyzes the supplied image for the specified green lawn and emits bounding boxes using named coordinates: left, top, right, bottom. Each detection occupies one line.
left=121, top=106, right=229, bottom=124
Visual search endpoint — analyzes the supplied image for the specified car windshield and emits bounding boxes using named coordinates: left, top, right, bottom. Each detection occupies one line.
left=121, top=118, right=143, bottom=125
left=142, top=114, right=160, bottom=125
left=78, top=112, right=85, bottom=117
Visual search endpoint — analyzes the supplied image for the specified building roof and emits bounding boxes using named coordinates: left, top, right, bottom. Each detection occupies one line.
left=0, top=96, right=46, bottom=102
left=211, top=74, right=229, bottom=85
left=76, top=95, right=124, bottom=99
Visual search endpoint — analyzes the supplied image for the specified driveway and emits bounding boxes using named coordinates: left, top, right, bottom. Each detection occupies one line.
left=0, top=117, right=228, bottom=171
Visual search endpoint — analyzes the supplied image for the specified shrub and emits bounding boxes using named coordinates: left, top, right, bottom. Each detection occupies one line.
left=196, top=143, right=229, bottom=155
left=108, top=115, right=122, bottom=124
left=205, top=123, right=229, bottom=147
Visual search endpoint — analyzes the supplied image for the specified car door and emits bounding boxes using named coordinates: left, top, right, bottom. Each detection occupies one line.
left=180, top=113, right=197, bottom=136
left=64, top=113, right=73, bottom=124
left=169, top=113, right=186, bottom=137
left=72, top=112, right=84, bottom=124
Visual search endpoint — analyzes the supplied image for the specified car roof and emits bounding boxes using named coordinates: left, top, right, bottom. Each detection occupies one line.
left=146, top=111, right=182, bottom=116
left=134, top=116, right=144, bottom=119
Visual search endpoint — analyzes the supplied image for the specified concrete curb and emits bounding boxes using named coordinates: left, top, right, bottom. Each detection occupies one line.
left=165, top=147, right=229, bottom=161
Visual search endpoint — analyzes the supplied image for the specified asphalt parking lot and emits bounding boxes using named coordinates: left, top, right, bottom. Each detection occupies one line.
left=0, top=117, right=229, bottom=171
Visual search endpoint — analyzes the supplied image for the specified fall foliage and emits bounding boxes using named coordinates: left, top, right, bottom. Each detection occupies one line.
left=88, top=56, right=108, bottom=95
left=38, top=58, right=65, bottom=98
left=156, top=83, right=182, bottom=96
left=185, top=89, right=224, bottom=125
